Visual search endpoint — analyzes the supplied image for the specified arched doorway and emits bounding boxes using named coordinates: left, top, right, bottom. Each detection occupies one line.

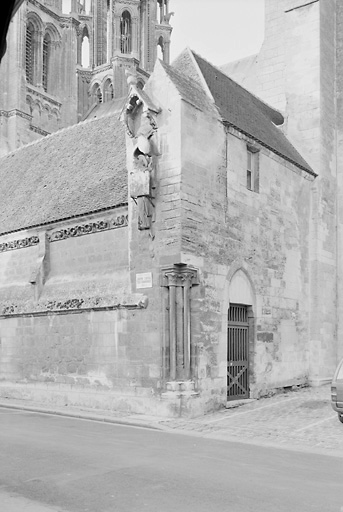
left=227, top=269, right=255, bottom=401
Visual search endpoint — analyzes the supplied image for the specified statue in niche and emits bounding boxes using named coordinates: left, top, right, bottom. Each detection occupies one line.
left=122, top=71, right=160, bottom=231
left=132, top=112, right=157, bottom=230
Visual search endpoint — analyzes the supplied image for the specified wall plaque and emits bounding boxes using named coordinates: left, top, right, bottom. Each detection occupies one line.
left=136, top=272, right=152, bottom=289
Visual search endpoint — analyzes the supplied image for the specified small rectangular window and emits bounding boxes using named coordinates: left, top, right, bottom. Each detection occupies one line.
left=246, top=146, right=259, bottom=192
left=247, top=168, right=252, bottom=190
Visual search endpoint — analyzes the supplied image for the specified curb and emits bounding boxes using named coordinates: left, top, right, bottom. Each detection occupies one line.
left=0, top=402, right=164, bottom=431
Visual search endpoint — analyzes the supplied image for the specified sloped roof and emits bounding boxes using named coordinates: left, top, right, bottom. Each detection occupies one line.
left=0, top=114, right=127, bottom=235
left=173, top=49, right=315, bottom=176
left=158, top=59, right=218, bottom=116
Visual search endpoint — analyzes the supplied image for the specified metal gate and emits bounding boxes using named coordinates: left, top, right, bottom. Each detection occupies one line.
left=227, top=304, right=249, bottom=400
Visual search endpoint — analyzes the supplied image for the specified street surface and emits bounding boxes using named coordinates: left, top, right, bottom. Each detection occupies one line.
left=0, top=407, right=342, bottom=512
left=160, top=384, right=343, bottom=454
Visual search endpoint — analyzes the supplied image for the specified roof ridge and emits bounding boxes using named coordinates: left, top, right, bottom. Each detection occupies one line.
left=157, top=58, right=218, bottom=115
left=158, top=58, right=210, bottom=96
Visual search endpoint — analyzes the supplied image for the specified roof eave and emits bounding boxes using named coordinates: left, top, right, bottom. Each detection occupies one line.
left=0, top=202, right=129, bottom=238
left=223, top=121, right=317, bottom=178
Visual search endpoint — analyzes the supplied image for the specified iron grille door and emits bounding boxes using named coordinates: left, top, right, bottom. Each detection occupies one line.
left=227, top=304, right=249, bottom=400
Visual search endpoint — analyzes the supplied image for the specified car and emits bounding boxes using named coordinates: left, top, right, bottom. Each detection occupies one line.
left=331, top=356, right=343, bottom=423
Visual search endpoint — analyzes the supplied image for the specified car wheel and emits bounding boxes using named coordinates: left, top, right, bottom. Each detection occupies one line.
left=339, top=414, right=343, bottom=424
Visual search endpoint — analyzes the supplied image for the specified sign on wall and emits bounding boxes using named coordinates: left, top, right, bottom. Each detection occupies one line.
left=136, top=272, right=153, bottom=289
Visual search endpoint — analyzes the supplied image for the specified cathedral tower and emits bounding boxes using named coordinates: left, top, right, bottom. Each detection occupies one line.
left=0, top=0, right=173, bottom=153
left=83, top=0, right=172, bottom=111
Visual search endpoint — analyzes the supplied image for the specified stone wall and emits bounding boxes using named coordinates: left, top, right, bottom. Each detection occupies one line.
left=336, top=1, right=343, bottom=363
left=0, top=207, right=172, bottom=414
left=178, top=99, right=313, bottom=411
left=224, top=0, right=339, bottom=383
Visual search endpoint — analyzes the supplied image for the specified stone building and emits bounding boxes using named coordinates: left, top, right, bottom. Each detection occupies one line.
left=222, top=0, right=341, bottom=389
left=0, top=0, right=172, bottom=155
left=0, top=0, right=340, bottom=417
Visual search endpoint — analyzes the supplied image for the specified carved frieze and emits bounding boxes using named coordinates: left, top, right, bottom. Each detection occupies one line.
left=0, top=216, right=128, bottom=254
left=47, top=215, right=128, bottom=242
left=1, top=293, right=148, bottom=316
left=0, top=236, right=39, bottom=253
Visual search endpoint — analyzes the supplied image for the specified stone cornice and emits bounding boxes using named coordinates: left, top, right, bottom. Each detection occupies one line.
left=136, top=66, right=150, bottom=79
left=28, top=0, right=61, bottom=22
left=0, top=109, right=32, bottom=121
left=28, top=0, right=83, bottom=29
left=59, top=17, right=81, bottom=30
left=26, top=85, right=62, bottom=108
left=29, top=124, right=50, bottom=136
left=92, top=63, right=112, bottom=74
left=115, top=0, right=140, bottom=4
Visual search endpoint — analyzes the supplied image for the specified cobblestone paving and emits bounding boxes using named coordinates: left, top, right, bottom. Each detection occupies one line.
left=158, top=385, right=343, bottom=455
left=1, top=385, right=341, bottom=455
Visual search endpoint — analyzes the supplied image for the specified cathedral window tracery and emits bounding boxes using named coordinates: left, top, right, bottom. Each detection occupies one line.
left=120, top=10, right=132, bottom=54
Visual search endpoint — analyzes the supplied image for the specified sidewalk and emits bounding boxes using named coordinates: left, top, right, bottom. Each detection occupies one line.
left=0, top=384, right=342, bottom=457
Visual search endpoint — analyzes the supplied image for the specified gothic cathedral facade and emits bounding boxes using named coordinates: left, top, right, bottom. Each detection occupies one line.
left=0, top=0, right=172, bottom=155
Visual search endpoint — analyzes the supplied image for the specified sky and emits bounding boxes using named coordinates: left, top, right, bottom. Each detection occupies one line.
left=169, top=0, right=265, bottom=66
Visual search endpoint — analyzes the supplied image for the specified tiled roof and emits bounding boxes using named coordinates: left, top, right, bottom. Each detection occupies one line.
left=158, top=59, right=218, bottom=116
left=0, top=114, right=127, bottom=235
left=174, top=50, right=315, bottom=176
left=83, top=97, right=126, bottom=121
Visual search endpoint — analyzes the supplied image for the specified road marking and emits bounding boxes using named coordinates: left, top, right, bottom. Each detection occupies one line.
left=205, top=397, right=301, bottom=424
left=294, top=415, right=336, bottom=432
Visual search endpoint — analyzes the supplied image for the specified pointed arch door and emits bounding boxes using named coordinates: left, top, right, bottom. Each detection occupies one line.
left=227, top=304, right=249, bottom=400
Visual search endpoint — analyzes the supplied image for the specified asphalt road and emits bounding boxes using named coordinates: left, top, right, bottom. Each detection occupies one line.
left=0, top=408, right=342, bottom=512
